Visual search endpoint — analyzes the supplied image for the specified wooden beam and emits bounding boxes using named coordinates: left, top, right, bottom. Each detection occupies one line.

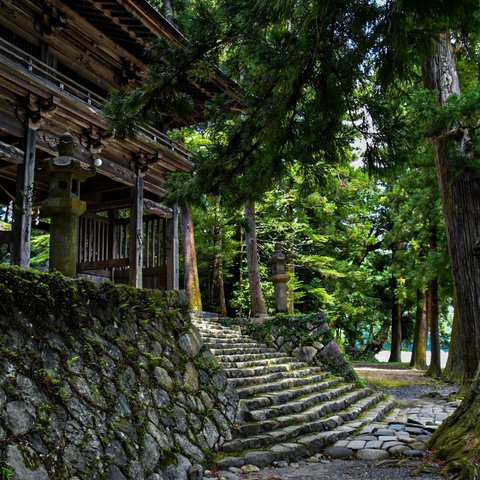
left=143, top=199, right=172, bottom=219
left=46, top=0, right=146, bottom=83
left=10, top=125, right=36, bottom=268
left=0, top=141, right=24, bottom=164
left=100, top=157, right=136, bottom=185
left=77, top=257, right=129, bottom=273
left=87, top=198, right=129, bottom=212
left=108, top=209, right=118, bottom=280
left=0, top=109, right=24, bottom=138
left=129, top=170, right=144, bottom=287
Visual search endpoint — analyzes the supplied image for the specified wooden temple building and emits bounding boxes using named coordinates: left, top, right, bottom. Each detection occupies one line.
left=0, top=0, right=235, bottom=288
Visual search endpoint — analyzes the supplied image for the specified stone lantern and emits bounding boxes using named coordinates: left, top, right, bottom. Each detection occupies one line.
left=271, top=241, right=290, bottom=313
left=41, top=132, right=95, bottom=276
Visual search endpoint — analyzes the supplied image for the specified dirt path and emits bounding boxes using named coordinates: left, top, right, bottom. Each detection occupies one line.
left=354, top=362, right=458, bottom=400
left=233, top=362, right=458, bottom=480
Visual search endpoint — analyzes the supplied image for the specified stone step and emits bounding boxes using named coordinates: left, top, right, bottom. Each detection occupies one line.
left=218, top=393, right=388, bottom=466
left=222, top=356, right=297, bottom=368
left=192, top=321, right=228, bottom=329
left=216, top=352, right=283, bottom=363
left=236, top=372, right=331, bottom=398
left=241, top=377, right=343, bottom=411
left=244, top=384, right=357, bottom=423
left=233, top=392, right=366, bottom=438
left=225, top=361, right=307, bottom=379
left=205, top=341, right=266, bottom=349
left=209, top=346, right=276, bottom=355
left=228, top=366, right=324, bottom=388
left=268, top=389, right=374, bottom=431
left=216, top=427, right=354, bottom=470
left=197, top=327, right=248, bottom=339
left=202, top=336, right=259, bottom=345
left=355, top=397, right=396, bottom=425
left=193, top=316, right=395, bottom=471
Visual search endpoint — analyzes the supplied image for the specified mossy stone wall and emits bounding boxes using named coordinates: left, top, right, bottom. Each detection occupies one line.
left=0, top=267, right=238, bottom=480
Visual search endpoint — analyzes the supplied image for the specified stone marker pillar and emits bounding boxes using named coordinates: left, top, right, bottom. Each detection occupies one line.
left=271, top=242, right=290, bottom=313
left=41, top=132, right=95, bottom=276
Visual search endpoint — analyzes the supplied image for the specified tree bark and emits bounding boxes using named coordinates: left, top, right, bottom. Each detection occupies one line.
left=410, top=289, right=428, bottom=369
left=362, top=318, right=390, bottom=356
left=422, top=31, right=480, bottom=385
left=389, top=298, right=402, bottom=363
left=443, top=301, right=463, bottom=383
left=211, top=228, right=227, bottom=316
left=244, top=199, right=267, bottom=317
left=181, top=205, right=202, bottom=311
left=429, top=368, right=480, bottom=478
left=426, top=278, right=442, bottom=378
left=286, top=178, right=295, bottom=314
left=163, top=0, right=174, bottom=21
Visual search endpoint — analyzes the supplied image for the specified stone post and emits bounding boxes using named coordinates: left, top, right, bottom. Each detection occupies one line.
left=41, top=133, right=95, bottom=276
left=271, top=242, right=290, bottom=313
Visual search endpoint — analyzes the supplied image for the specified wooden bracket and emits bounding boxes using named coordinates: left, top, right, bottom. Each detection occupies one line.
left=17, top=95, right=60, bottom=130
left=80, top=127, right=112, bottom=156
left=131, top=151, right=163, bottom=176
left=35, top=0, right=69, bottom=35
left=115, top=57, right=142, bottom=86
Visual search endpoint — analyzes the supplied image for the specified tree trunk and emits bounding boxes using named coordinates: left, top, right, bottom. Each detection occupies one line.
left=443, top=300, right=463, bottom=383
left=180, top=205, right=202, bottom=311
left=286, top=178, right=295, bottom=314
left=163, top=0, right=174, bottom=21
left=244, top=199, right=267, bottom=317
left=362, top=319, right=390, bottom=357
left=216, top=259, right=227, bottom=316
left=211, top=229, right=227, bottom=316
left=429, top=369, right=480, bottom=478
left=423, top=30, right=480, bottom=385
left=389, top=298, right=402, bottom=363
left=426, top=278, right=442, bottom=378
left=423, top=31, right=480, bottom=476
left=410, top=289, right=428, bottom=369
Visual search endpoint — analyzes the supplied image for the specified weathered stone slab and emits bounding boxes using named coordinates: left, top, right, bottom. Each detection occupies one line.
left=6, top=445, right=49, bottom=480
left=324, top=446, right=354, bottom=458
left=356, top=449, right=389, bottom=460
left=347, top=440, right=366, bottom=450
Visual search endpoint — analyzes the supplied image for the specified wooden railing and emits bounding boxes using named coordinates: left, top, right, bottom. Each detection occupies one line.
left=78, top=214, right=110, bottom=264
left=77, top=213, right=167, bottom=274
left=0, top=37, right=194, bottom=164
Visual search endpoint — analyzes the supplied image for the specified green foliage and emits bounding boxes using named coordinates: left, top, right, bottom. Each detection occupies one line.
left=0, top=465, right=14, bottom=480
left=30, top=232, right=50, bottom=268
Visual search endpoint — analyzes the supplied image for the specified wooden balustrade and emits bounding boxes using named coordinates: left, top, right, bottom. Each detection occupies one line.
left=77, top=213, right=167, bottom=288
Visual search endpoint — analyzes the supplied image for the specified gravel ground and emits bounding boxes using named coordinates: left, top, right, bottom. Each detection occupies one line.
left=241, top=459, right=445, bottom=480
left=353, top=362, right=458, bottom=401
left=382, top=383, right=457, bottom=401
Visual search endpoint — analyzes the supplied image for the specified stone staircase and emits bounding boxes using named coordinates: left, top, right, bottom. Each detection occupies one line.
left=192, top=317, right=395, bottom=469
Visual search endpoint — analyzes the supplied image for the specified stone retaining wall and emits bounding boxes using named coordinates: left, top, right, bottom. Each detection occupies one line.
left=217, top=313, right=358, bottom=382
left=0, top=267, right=238, bottom=480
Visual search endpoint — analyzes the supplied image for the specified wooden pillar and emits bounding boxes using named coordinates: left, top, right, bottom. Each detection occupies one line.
left=108, top=209, right=118, bottom=281
left=129, top=171, right=144, bottom=288
left=166, top=203, right=179, bottom=290
left=11, top=126, right=36, bottom=269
